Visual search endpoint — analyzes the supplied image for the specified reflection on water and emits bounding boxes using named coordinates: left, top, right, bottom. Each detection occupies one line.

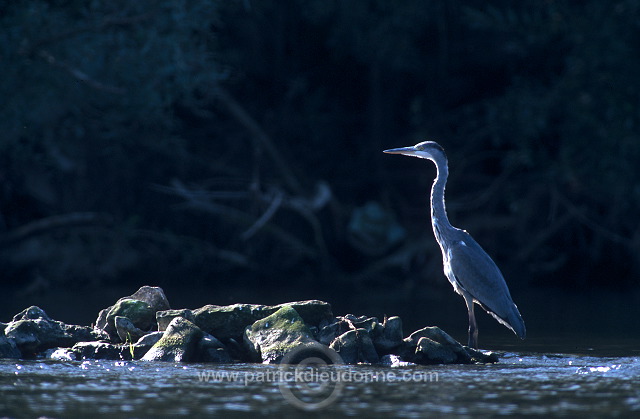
left=1, top=343, right=640, bottom=418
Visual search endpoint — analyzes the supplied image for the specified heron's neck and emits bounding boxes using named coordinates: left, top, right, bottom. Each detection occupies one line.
left=430, top=157, right=453, bottom=237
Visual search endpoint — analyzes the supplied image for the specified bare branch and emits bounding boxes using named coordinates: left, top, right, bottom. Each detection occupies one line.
left=212, top=86, right=303, bottom=195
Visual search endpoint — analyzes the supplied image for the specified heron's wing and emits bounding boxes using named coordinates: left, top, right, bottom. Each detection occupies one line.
left=447, top=235, right=526, bottom=338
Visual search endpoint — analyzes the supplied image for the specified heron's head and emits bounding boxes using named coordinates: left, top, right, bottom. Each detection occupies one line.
left=383, top=141, right=446, bottom=161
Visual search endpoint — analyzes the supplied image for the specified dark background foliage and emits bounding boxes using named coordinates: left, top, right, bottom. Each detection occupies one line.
left=1, top=0, right=639, bottom=343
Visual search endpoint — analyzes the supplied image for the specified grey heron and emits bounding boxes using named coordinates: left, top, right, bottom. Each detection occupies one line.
left=384, top=141, right=525, bottom=349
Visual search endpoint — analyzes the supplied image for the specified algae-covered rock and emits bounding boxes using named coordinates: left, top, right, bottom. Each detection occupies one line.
left=244, top=306, right=317, bottom=364
left=156, top=309, right=194, bottom=331
left=128, top=286, right=170, bottom=313
left=94, top=286, right=170, bottom=340
left=141, top=317, right=203, bottom=362
left=329, top=328, right=379, bottom=364
left=106, top=299, right=155, bottom=334
left=193, top=300, right=333, bottom=342
left=193, top=304, right=266, bottom=341
left=268, top=300, right=333, bottom=327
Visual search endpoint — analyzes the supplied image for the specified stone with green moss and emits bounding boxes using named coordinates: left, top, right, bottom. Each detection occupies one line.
left=106, top=298, right=155, bottom=334
left=193, top=300, right=333, bottom=342
left=243, top=305, right=317, bottom=364
left=141, top=317, right=203, bottom=362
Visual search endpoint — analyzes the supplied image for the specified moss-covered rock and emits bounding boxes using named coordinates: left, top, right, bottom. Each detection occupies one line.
left=106, top=298, right=155, bottom=334
left=94, top=286, right=170, bottom=341
left=193, top=304, right=265, bottom=341
left=193, top=300, right=333, bottom=342
left=141, top=317, right=203, bottom=362
left=244, top=306, right=318, bottom=364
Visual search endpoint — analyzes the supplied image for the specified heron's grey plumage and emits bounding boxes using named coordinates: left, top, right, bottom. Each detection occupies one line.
left=384, top=141, right=525, bottom=348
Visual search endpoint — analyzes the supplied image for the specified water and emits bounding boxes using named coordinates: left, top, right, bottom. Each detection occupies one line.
left=1, top=339, right=640, bottom=418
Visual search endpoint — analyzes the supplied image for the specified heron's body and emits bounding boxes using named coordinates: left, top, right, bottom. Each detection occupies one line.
left=384, top=141, right=525, bottom=348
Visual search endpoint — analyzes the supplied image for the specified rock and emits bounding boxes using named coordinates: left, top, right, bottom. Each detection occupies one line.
left=193, top=304, right=266, bottom=341
left=114, top=316, right=146, bottom=343
left=132, top=331, right=164, bottom=359
left=5, top=310, right=108, bottom=356
left=414, top=337, right=457, bottom=364
left=72, top=341, right=131, bottom=360
left=197, top=333, right=233, bottom=363
left=12, top=306, right=52, bottom=322
left=106, top=298, right=155, bottom=339
left=45, top=347, right=77, bottom=361
left=243, top=306, right=317, bottom=364
left=156, top=309, right=194, bottom=331
left=141, top=317, right=203, bottom=362
left=128, top=286, right=171, bottom=313
left=374, top=316, right=403, bottom=354
left=464, top=346, right=500, bottom=363
left=0, top=327, right=21, bottom=359
left=135, top=331, right=165, bottom=347
left=399, top=326, right=471, bottom=365
left=193, top=300, right=333, bottom=342
left=269, top=300, right=333, bottom=327
left=94, top=286, right=170, bottom=340
left=329, top=328, right=379, bottom=364
left=316, top=314, right=374, bottom=346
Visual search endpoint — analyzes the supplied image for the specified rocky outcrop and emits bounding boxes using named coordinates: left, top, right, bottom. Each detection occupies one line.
left=0, top=285, right=500, bottom=366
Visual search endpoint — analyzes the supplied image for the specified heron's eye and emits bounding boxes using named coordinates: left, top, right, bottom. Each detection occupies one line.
left=416, top=145, right=424, bottom=151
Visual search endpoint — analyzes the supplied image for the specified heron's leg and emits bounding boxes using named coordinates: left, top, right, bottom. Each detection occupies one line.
left=464, top=294, right=478, bottom=349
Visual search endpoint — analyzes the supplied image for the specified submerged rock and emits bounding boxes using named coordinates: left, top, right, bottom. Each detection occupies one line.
left=244, top=306, right=317, bottom=364
left=329, top=328, right=379, bottom=364
left=141, top=317, right=203, bottom=362
left=157, top=309, right=194, bottom=331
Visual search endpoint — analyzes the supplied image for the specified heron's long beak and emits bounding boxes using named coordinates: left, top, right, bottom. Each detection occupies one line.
left=383, top=146, right=417, bottom=156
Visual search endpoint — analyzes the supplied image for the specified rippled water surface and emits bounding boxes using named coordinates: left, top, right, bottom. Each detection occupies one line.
left=1, top=339, right=640, bottom=418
